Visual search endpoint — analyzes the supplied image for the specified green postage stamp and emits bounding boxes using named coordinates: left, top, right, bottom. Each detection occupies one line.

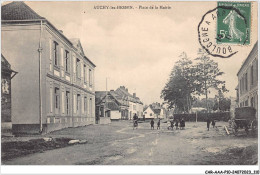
left=198, top=1, right=251, bottom=58
left=217, top=2, right=251, bottom=45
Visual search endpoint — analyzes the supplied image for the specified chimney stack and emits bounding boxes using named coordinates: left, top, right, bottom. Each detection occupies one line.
left=133, top=93, right=136, bottom=98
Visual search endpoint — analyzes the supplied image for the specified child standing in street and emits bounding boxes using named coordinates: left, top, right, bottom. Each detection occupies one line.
left=150, top=119, right=154, bottom=130
left=157, top=119, right=161, bottom=130
left=175, top=119, right=179, bottom=130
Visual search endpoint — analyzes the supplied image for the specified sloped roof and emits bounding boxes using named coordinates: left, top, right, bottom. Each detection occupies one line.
left=2, top=2, right=45, bottom=20
left=115, top=86, right=143, bottom=104
left=105, top=101, right=120, bottom=111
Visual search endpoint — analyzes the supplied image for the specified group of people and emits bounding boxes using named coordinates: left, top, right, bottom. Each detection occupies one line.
left=150, top=118, right=185, bottom=130
left=133, top=113, right=187, bottom=131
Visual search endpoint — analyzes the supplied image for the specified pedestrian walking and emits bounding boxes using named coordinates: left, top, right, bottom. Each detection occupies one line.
left=175, top=119, right=179, bottom=130
left=207, top=118, right=211, bottom=131
left=180, top=118, right=185, bottom=130
left=150, top=119, right=154, bottom=130
left=212, top=120, right=216, bottom=128
left=170, top=120, right=174, bottom=130
left=157, top=119, right=161, bottom=130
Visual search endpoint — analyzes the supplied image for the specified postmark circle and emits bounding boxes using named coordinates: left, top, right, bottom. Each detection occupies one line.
left=198, top=5, right=249, bottom=58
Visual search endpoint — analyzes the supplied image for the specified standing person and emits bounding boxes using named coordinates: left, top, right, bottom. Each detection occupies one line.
left=170, top=120, right=174, bottom=130
left=207, top=118, right=211, bottom=131
left=143, top=114, right=145, bottom=122
left=212, top=119, right=216, bottom=128
left=180, top=118, right=185, bottom=130
left=157, top=119, right=161, bottom=130
left=175, top=119, right=179, bottom=130
left=133, top=113, right=138, bottom=129
left=150, top=119, right=154, bottom=130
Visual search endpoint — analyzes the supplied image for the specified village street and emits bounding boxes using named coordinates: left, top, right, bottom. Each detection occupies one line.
left=2, top=121, right=257, bottom=165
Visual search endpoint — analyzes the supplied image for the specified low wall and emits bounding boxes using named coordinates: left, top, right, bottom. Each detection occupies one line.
left=174, top=112, right=231, bottom=122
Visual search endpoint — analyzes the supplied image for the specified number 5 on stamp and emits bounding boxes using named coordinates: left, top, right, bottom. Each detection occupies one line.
left=217, top=2, right=251, bottom=45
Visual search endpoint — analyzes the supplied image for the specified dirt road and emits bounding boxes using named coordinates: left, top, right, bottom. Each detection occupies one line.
left=2, top=121, right=258, bottom=165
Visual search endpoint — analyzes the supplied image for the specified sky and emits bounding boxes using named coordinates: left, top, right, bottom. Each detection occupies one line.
left=11, top=1, right=258, bottom=105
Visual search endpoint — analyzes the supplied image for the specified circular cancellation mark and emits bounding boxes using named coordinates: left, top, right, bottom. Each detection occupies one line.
left=198, top=5, right=249, bottom=58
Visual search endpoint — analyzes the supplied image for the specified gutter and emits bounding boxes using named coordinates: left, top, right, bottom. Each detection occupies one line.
left=38, top=20, right=43, bottom=133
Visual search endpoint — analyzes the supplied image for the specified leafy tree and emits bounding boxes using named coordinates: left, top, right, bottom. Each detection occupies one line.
left=161, top=52, right=200, bottom=113
left=194, top=49, right=228, bottom=114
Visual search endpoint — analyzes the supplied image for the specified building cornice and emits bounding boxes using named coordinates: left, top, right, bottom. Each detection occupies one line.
left=47, top=73, right=95, bottom=95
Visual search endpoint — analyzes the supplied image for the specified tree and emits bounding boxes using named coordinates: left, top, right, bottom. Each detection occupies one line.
left=161, top=52, right=200, bottom=113
left=194, top=49, right=228, bottom=114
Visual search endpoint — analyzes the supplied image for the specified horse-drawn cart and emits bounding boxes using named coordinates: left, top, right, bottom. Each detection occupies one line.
left=231, top=107, right=257, bottom=136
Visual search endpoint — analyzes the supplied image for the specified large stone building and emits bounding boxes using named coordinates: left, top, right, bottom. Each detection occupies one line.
left=236, top=41, right=258, bottom=114
left=1, top=2, right=96, bottom=134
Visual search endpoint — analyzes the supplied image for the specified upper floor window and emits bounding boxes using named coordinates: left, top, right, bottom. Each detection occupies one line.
left=65, top=50, right=70, bottom=73
left=76, top=58, right=80, bottom=79
left=84, top=64, right=87, bottom=83
left=54, top=41, right=59, bottom=66
left=89, top=69, right=92, bottom=86
left=251, top=64, right=254, bottom=86
left=245, top=73, right=248, bottom=91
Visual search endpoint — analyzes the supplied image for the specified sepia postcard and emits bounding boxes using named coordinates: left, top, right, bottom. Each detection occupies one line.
left=1, top=0, right=259, bottom=174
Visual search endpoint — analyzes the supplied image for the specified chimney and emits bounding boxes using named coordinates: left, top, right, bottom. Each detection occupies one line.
left=133, top=93, right=136, bottom=98
left=126, top=88, right=128, bottom=92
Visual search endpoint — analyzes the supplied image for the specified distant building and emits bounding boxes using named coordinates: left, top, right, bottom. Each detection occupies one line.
left=1, top=55, right=17, bottom=134
left=95, top=90, right=129, bottom=122
left=236, top=41, right=258, bottom=115
left=115, top=86, right=143, bottom=120
left=143, top=104, right=166, bottom=120
left=1, top=2, right=96, bottom=134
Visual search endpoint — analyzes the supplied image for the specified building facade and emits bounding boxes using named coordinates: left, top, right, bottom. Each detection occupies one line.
left=1, top=2, right=96, bottom=134
left=115, top=86, right=143, bottom=120
left=237, top=42, right=258, bottom=115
